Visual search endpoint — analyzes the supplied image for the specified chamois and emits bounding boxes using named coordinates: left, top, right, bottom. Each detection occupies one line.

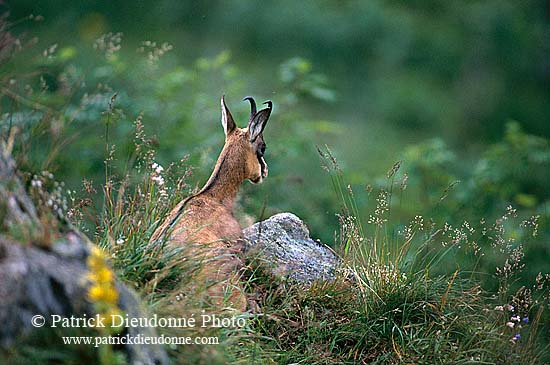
left=151, top=95, right=272, bottom=309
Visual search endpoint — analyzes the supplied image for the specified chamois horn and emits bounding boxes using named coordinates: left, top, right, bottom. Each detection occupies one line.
left=243, top=96, right=257, bottom=121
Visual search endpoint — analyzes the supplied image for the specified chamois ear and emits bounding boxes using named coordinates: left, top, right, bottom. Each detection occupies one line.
left=221, top=95, right=236, bottom=136
left=248, top=100, right=272, bottom=142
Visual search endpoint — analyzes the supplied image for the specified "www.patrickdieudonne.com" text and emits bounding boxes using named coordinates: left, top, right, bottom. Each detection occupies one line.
left=62, top=333, right=220, bottom=348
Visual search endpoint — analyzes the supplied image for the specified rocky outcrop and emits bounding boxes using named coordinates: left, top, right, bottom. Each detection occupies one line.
left=243, top=212, right=341, bottom=285
left=0, top=147, right=168, bottom=365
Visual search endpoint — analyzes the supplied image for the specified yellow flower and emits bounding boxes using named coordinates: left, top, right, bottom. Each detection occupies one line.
left=95, top=267, right=114, bottom=283
left=88, top=285, right=103, bottom=301
left=88, top=284, right=119, bottom=304
left=87, top=246, right=107, bottom=270
left=86, top=244, right=122, bottom=335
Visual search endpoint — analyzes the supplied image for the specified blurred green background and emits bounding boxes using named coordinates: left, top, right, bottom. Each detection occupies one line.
left=2, top=1, right=549, bottom=288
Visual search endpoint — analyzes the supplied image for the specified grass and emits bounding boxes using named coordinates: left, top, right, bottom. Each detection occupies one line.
left=233, top=147, right=547, bottom=364
left=53, top=126, right=550, bottom=363
left=1, top=15, right=548, bottom=364
left=2, top=109, right=547, bottom=365
left=2, top=108, right=548, bottom=365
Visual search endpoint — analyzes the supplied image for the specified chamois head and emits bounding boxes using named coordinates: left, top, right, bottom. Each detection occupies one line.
left=220, top=95, right=272, bottom=184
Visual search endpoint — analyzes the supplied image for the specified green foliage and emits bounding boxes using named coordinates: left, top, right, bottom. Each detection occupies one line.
left=403, top=138, right=457, bottom=204
left=471, top=121, right=550, bottom=210
left=398, top=122, right=550, bottom=295
left=2, top=8, right=549, bottom=364
left=295, top=152, right=550, bottom=363
left=0, top=16, right=344, bottom=245
left=279, top=57, right=336, bottom=104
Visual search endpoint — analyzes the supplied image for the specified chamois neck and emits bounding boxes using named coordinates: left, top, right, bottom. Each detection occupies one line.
left=198, top=146, right=245, bottom=208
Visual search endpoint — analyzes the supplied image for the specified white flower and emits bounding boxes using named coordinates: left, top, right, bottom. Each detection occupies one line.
left=151, top=162, right=164, bottom=174
left=506, top=322, right=515, bottom=328
left=152, top=175, right=165, bottom=186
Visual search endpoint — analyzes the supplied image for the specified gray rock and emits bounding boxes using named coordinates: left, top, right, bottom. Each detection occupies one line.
left=0, top=237, right=168, bottom=365
left=0, top=148, right=168, bottom=365
left=243, top=212, right=340, bottom=284
left=0, top=146, right=41, bottom=238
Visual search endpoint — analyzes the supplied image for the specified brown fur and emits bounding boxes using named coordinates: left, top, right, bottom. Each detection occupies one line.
left=151, top=96, right=271, bottom=310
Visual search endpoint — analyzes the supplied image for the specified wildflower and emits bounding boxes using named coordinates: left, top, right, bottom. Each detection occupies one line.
left=151, top=175, right=165, bottom=186
left=116, top=238, right=125, bottom=245
left=43, top=43, right=58, bottom=58
left=88, top=284, right=118, bottom=303
left=95, top=267, right=114, bottom=283
left=94, top=32, right=123, bottom=58
left=522, top=317, right=529, bottom=323
left=151, top=162, right=166, bottom=188
left=505, top=304, right=514, bottom=312
left=400, top=173, right=408, bottom=191
left=506, top=322, right=515, bottom=328
left=31, top=179, right=42, bottom=188
left=367, top=190, right=389, bottom=227
left=514, top=333, right=521, bottom=340
left=86, top=245, right=122, bottom=334
left=494, top=305, right=504, bottom=311
left=137, top=41, right=173, bottom=66
left=511, top=315, right=520, bottom=322
left=88, top=286, right=103, bottom=301
left=520, top=215, right=540, bottom=237
left=151, top=162, right=164, bottom=174
left=87, top=246, right=106, bottom=270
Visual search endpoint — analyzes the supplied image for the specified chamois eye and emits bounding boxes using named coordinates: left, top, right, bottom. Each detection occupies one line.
left=257, top=143, right=266, bottom=157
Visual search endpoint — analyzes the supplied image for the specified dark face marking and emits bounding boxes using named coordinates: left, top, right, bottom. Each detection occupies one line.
left=255, top=139, right=266, bottom=157
left=251, top=135, right=268, bottom=181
